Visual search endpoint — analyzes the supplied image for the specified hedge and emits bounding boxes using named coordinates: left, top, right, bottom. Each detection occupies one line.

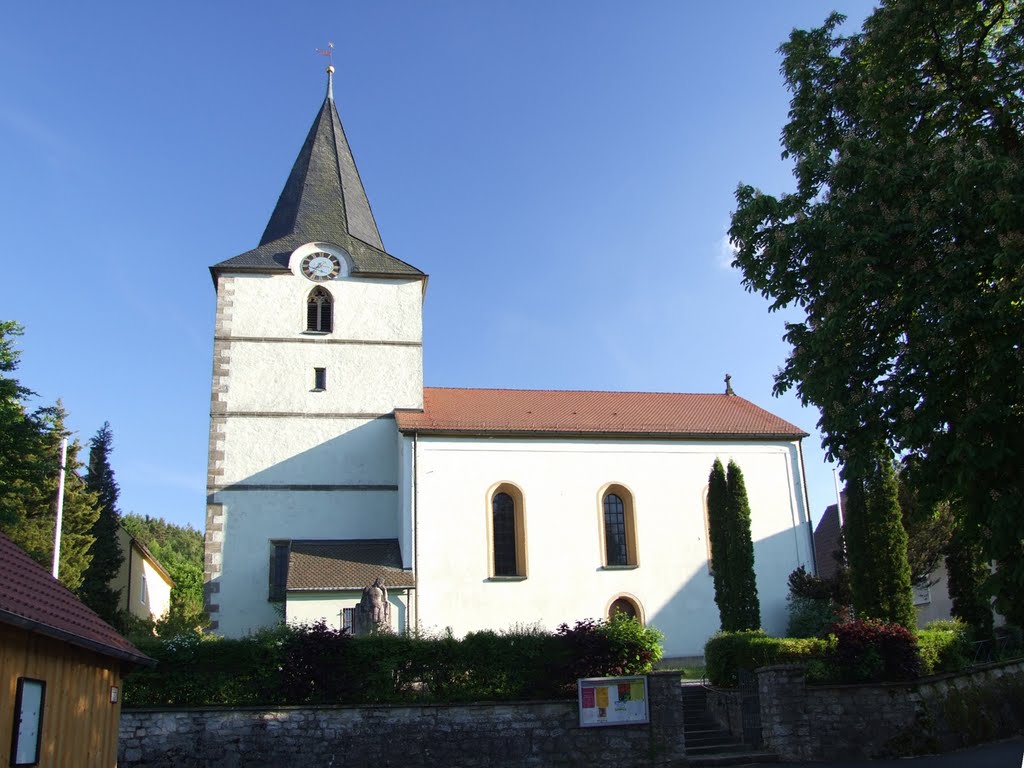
left=704, top=630, right=831, bottom=686
left=705, top=620, right=974, bottom=687
left=124, top=614, right=663, bottom=707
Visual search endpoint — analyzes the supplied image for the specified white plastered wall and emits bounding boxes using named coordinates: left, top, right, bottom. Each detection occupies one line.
left=208, top=267, right=423, bottom=637
left=216, top=490, right=400, bottom=635
left=286, top=591, right=410, bottom=634
left=412, top=436, right=813, bottom=658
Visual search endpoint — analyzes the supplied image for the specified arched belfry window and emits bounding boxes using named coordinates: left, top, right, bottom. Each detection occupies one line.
left=307, top=287, right=333, bottom=333
left=488, top=483, right=527, bottom=578
left=599, top=484, right=638, bottom=567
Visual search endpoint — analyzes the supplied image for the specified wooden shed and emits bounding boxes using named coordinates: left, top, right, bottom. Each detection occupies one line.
left=0, top=533, right=152, bottom=767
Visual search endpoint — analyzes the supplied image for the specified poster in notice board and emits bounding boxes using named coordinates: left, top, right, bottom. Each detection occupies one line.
left=577, top=676, right=649, bottom=727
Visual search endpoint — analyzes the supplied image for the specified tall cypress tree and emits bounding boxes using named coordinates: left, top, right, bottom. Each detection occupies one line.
left=844, top=453, right=916, bottom=628
left=79, top=422, right=124, bottom=622
left=726, top=460, right=760, bottom=631
left=707, top=459, right=732, bottom=629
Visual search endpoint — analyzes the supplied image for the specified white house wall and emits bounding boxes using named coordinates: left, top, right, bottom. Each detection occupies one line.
left=287, top=591, right=410, bottom=634
left=206, top=271, right=423, bottom=638
left=227, top=274, right=424, bottom=345
left=413, top=436, right=813, bottom=658
left=215, top=491, right=400, bottom=636
left=217, top=416, right=398, bottom=486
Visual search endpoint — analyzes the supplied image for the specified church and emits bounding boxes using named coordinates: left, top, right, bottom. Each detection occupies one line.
left=203, top=68, right=816, bottom=659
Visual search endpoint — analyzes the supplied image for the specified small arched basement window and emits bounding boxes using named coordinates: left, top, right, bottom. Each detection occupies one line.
left=607, top=595, right=643, bottom=623
left=306, top=287, right=333, bottom=333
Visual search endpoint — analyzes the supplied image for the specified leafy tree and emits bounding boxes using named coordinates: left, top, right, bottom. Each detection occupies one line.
left=706, top=458, right=732, bottom=628
left=944, top=518, right=994, bottom=637
left=122, top=513, right=207, bottom=633
left=729, top=0, right=1024, bottom=625
left=79, top=422, right=125, bottom=623
left=843, top=454, right=917, bottom=628
left=896, top=457, right=954, bottom=588
left=725, top=460, right=760, bottom=631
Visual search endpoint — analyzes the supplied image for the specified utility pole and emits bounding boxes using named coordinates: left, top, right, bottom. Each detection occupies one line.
left=52, top=438, right=67, bottom=579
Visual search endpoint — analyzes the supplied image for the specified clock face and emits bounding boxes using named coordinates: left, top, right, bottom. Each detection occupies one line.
left=301, top=252, right=341, bottom=281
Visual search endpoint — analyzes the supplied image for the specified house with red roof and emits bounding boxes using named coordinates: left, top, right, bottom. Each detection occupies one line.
left=0, top=533, right=151, bottom=767
left=203, top=69, right=816, bottom=658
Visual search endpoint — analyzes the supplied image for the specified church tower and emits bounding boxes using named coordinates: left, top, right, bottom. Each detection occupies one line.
left=204, top=68, right=425, bottom=636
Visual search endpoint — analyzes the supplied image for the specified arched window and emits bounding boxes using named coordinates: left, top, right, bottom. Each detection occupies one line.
left=306, top=287, right=333, bottom=333
left=607, top=595, right=643, bottom=624
left=492, top=493, right=517, bottom=576
left=599, top=484, right=638, bottom=567
left=604, top=493, right=628, bottom=566
left=488, top=483, right=527, bottom=578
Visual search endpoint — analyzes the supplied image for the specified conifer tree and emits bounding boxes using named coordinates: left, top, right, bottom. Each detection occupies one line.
left=5, top=403, right=100, bottom=591
left=80, top=422, right=124, bottom=622
left=725, top=460, right=760, bottom=630
left=706, top=459, right=732, bottom=628
left=0, top=321, right=39, bottom=532
left=843, top=453, right=916, bottom=628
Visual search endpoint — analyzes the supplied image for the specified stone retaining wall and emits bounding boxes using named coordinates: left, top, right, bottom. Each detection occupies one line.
left=119, top=671, right=684, bottom=768
left=757, top=659, right=1024, bottom=760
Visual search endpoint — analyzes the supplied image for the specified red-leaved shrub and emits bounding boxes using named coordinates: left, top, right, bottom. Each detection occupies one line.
left=830, top=618, right=920, bottom=682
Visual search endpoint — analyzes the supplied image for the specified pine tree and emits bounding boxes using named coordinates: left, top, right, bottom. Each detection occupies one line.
left=5, top=403, right=100, bottom=591
left=844, top=453, right=916, bottom=628
left=79, top=422, right=124, bottom=622
left=0, top=321, right=39, bottom=532
left=706, top=459, right=732, bottom=629
left=725, top=460, right=760, bottom=631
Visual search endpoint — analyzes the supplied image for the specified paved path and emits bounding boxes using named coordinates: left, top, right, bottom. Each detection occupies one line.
left=769, top=736, right=1024, bottom=767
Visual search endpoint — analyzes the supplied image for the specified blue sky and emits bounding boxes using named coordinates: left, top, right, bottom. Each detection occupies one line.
left=2, top=1, right=875, bottom=533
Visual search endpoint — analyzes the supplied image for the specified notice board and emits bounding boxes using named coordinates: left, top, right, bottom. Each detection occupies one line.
left=577, top=676, right=649, bottom=727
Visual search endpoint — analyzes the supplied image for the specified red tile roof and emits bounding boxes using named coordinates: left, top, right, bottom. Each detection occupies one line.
left=395, top=387, right=807, bottom=439
left=0, top=533, right=152, bottom=666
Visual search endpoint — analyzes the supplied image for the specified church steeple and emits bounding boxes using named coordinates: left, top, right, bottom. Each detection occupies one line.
left=213, top=69, right=423, bottom=278
left=260, top=66, right=384, bottom=251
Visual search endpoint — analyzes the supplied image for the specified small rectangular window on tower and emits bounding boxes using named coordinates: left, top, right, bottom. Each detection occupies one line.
left=313, top=367, right=327, bottom=391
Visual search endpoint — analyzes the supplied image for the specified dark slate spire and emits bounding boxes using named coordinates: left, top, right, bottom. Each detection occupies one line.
left=260, top=66, right=384, bottom=250
left=213, top=69, right=423, bottom=278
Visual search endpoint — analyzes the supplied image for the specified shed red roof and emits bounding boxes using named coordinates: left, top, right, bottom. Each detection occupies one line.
left=0, top=533, right=152, bottom=666
left=395, top=387, right=807, bottom=439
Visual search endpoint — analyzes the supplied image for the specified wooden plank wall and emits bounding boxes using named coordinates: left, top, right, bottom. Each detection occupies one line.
left=0, top=624, right=123, bottom=768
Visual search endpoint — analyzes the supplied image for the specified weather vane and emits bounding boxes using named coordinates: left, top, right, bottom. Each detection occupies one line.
left=316, top=41, right=335, bottom=69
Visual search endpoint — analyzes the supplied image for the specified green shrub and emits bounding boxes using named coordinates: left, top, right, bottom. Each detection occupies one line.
left=704, top=630, right=830, bottom=686
left=917, top=623, right=970, bottom=676
left=124, top=615, right=665, bottom=707
left=786, top=595, right=845, bottom=638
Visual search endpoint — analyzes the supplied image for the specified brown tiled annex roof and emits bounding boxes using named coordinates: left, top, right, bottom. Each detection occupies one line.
left=287, top=539, right=415, bottom=591
left=0, top=533, right=152, bottom=666
left=395, top=387, right=808, bottom=439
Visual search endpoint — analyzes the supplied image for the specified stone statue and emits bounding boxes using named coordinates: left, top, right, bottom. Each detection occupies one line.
left=352, top=577, right=391, bottom=636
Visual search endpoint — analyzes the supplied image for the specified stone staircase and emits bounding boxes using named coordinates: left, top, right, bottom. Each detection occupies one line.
left=681, top=683, right=777, bottom=767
